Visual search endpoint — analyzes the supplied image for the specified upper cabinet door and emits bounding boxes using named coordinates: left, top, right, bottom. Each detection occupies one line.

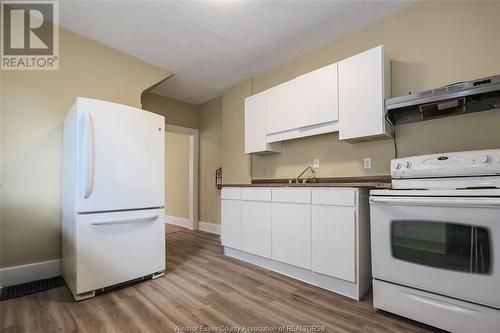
left=244, top=92, right=281, bottom=154
left=338, top=45, right=391, bottom=141
left=266, top=80, right=298, bottom=134
left=295, top=63, right=339, bottom=128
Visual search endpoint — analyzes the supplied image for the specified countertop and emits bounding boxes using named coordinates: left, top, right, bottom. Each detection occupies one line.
left=224, top=175, right=391, bottom=189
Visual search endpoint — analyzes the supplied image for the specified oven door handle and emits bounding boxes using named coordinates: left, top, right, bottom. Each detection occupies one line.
left=370, top=196, right=500, bottom=208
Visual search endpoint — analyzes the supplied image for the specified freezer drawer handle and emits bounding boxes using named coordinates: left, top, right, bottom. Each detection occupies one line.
left=83, top=112, right=95, bottom=199
left=90, top=213, right=159, bottom=225
left=370, top=196, right=500, bottom=207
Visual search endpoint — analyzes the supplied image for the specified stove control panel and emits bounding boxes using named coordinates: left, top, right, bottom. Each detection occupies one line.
left=391, top=149, right=500, bottom=179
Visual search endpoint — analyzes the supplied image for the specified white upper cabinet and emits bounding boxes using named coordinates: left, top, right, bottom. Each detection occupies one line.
left=244, top=91, right=281, bottom=154
left=295, top=63, right=339, bottom=128
left=265, top=64, right=340, bottom=143
left=338, top=45, right=392, bottom=141
left=265, top=80, right=298, bottom=135
left=243, top=45, right=390, bottom=152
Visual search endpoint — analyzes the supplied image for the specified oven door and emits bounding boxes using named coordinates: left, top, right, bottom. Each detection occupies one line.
left=370, top=195, right=500, bottom=309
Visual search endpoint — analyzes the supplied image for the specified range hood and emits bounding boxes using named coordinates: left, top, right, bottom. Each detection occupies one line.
left=385, top=74, right=500, bottom=125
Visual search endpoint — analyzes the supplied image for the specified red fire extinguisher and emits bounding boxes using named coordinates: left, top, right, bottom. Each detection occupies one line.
left=215, top=167, right=222, bottom=190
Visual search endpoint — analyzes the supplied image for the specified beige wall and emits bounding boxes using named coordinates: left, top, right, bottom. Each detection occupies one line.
left=0, top=27, right=168, bottom=268
left=223, top=1, right=500, bottom=182
left=165, top=132, right=190, bottom=219
left=143, top=92, right=223, bottom=225
left=199, top=97, right=222, bottom=225
left=141, top=93, right=200, bottom=222
left=142, top=92, right=199, bottom=129
left=222, top=80, right=253, bottom=184
left=3, top=1, right=500, bottom=267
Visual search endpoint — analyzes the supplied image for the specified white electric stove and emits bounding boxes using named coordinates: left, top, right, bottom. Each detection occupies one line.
left=370, top=149, right=500, bottom=333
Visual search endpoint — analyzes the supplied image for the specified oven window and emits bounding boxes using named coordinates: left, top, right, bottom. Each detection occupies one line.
left=391, top=221, right=490, bottom=274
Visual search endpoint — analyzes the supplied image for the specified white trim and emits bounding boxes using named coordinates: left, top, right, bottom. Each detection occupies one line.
left=198, top=221, right=221, bottom=235
left=165, top=124, right=199, bottom=229
left=165, top=215, right=194, bottom=230
left=165, top=124, right=196, bottom=136
left=0, top=259, right=62, bottom=288
left=267, top=121, right=339, bottom=143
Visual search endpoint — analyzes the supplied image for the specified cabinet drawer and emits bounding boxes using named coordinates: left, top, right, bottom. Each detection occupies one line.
left=221, top=188, right=241, bottom=200
left=272, top=188, right=311, bottom=203
left=312, top=188, right=356, bottom=206
left=241, top=188, right=271, bottom=202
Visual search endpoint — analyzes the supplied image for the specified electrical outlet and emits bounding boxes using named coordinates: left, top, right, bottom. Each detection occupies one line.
left=313, top=159, right=320, bottom=168
left=363, top=158, right=372, bottom=169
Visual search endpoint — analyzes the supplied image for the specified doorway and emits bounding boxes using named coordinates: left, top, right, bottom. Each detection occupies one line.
left=164, top=124, right=199, bottom=230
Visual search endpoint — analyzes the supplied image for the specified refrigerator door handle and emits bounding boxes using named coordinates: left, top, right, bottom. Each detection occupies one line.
left=83, top=112, right=95, bottom=198
left=90, top=213, right=159, bottom=225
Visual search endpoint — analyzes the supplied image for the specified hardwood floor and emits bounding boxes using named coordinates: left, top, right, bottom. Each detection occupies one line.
left=166, top=223, right=189, bottom=234
left=0, top=230, right=440, bottom=332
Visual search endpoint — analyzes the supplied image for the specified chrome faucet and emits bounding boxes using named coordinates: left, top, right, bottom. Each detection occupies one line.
left=295, top=166, right=316, bottom=184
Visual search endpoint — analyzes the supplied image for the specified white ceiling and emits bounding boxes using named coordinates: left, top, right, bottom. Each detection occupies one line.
left=58, top=0, right=411, bottom=104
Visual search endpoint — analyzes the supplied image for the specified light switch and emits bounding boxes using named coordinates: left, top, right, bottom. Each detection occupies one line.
left=313, top=159, right=320, bottom=168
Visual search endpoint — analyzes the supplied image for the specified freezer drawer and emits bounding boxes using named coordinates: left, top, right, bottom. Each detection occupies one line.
left=75, top=209, right=165, bottom=294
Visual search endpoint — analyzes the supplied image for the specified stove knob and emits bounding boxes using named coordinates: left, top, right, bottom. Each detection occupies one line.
left=479, top=155, right=490, bottom=163
left=405, top=161, right=411, bottom=168
left=395, top=162, right=402, bottom=169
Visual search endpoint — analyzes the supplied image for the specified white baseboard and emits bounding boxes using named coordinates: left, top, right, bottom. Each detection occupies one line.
left=0, top=259, right=62, bottom=288
left=198, top=221, right=221, bottom=235
left=165, top=215, right=194, bottom=230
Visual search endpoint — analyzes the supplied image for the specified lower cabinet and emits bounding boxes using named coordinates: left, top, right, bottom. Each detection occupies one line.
left=221, top=200, right=241, bottom=250
left=311, top=205, right=356, bottom=282
left=221, top=187, right=370, bottom=300
left=271, top=203, right=311, bottom=269
left=241, top=201, right=272, bottom=258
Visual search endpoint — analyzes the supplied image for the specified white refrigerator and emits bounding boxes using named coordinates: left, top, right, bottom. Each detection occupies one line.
left=62, top=97, right=165, bottom=301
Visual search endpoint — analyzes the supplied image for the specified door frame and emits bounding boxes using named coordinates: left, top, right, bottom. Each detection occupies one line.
left=165, top=124, right=199, bottom=230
